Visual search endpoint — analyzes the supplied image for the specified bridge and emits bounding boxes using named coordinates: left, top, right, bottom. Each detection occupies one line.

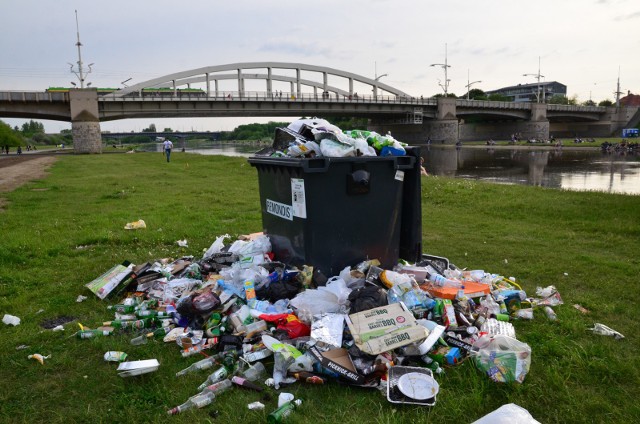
left=1, top=62, right=638, bottom=153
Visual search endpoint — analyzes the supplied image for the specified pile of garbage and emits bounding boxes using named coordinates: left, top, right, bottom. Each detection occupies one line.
left=64, top=232, right=572, bottom=417
left=254, top=118, right=408, bottom=158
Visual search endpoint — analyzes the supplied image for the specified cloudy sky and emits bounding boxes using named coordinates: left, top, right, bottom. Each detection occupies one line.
left=2, top=0, right=639, bottom=133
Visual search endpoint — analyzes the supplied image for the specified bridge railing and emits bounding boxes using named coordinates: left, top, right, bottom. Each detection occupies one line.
left=98, top=90, right=439, bottom=106
left=547, top=104, right=605, bottom=112
left=0, top=91, right=69, bottom=102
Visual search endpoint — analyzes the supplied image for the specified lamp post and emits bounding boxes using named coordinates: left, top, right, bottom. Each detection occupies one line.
left=373, top=61, right=388, bottom=100
left=431, top=43, right=451, bottom=96
left=466, top=70, right=481, bottom=100
left=523, top=56, right=544, bottom=103
left=69, top=10, right=93, bottom=88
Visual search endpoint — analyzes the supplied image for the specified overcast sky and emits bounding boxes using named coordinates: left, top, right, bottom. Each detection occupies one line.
left=2, top=0, right=639, bottom=133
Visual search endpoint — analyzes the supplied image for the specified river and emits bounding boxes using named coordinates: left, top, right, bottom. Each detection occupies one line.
left=147, top=143, right=640, bottom=195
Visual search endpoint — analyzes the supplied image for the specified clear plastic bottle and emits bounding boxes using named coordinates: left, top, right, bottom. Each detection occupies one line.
left=426, top=272, right=464, bottom=289
left=543, top=306, right=557, bottom=321
left=267, top=399, right=302, bottom=424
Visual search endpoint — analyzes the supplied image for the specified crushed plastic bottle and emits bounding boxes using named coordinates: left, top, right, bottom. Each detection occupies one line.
left=588, top=323, right=624, bottom=340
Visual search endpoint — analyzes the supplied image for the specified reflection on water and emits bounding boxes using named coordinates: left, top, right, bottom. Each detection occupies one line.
left=156, top=143, right=639, bottom=195
left=422, top=146, right=640, bottom=195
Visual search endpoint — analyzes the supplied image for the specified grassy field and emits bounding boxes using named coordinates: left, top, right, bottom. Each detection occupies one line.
left=0, top=151, right=638, bottom=423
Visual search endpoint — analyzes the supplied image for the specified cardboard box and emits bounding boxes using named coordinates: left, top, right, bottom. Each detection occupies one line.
left=346, top=303, right=428, bottom=355
left=85, top=261, right=134, bottom=300
left=308, top=346, right=364, bottom=384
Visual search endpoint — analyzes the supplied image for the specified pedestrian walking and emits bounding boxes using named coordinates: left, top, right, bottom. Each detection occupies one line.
left=163, top=139, right=174, bottom=162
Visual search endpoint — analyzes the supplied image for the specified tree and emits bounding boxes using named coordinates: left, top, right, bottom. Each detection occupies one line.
left=598, top=99, right=614, bottom=107
left=582, top=100, right=596, bottom=106
left=548, top=94, right=577, bottom=105
left=0, top=120, right=24, bottom=147
left=142, top=123, right=157, bottom=132
left=464, top=88, right=487, bottom=100
left=487, top=93, right=511, bottom=102
left=20, top=120, right=45, bottom=137
left=163, top=128, right=173, bottom=132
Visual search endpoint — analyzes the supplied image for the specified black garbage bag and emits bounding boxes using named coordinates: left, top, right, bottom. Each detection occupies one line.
left=256, top=279, right=302, bottom=303
left=348, top=285, right=388, bottom=314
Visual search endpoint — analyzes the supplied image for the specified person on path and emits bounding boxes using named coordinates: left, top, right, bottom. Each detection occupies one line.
left=163, top=139, right=174, bottom=162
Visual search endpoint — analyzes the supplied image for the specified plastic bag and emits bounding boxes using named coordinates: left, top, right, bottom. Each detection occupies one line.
left=472, top=403, right=541, bottom=424
left=203, top=234, right=230, bottom=259
left=319, top=138, right=356, bottom=157
left=471, top=334, right=531, bottom=383
left=290, top=278, right=351, bottom=316
left=228, top=235, right=272, bottom=268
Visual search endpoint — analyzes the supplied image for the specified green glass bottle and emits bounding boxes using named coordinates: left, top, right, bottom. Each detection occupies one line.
left=267, top=399, right=302, bottom=424
left=76, top=329, right=113, bottom=339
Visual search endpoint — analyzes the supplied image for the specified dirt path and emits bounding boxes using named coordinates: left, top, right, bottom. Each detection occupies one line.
left=0, top=154, right=57, bottom=210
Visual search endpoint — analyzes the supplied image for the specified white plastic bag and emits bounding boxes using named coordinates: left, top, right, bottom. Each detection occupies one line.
left=472, top=403, right=541, bottom=424
left=319, top=138, right=356, bottom=157
left=203, top=234, right=230, bottom=258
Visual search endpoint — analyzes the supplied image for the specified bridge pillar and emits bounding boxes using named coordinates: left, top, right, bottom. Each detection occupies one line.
left=69, top=88, right=102, bottom=154
left=517, top=103, right=549, bottom=140
left=430, top=97, right=459, bottom=142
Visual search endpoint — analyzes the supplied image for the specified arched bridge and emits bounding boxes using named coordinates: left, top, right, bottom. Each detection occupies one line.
left=0, top=62, right=638, bottom=152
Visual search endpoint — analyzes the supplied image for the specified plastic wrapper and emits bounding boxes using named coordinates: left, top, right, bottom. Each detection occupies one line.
left=471, top=335, right=531, bottom=383
left=290, top=277, right=351, bottom=316
left=162, top=278, right=201, bottom=303
left=472, top=403, right=541, bottom=424
left=319, top=138, right=356, bottom=157
left=480, top=318, right=516, bottom=338
left=588, top=323, right=624, bottom=340
left=311, top=313, right=345, bottom=348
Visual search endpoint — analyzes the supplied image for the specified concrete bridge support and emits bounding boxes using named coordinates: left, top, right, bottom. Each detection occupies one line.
left=69, top=89, right=102, bottom=154
left=517, top=103, right=549, bottom=140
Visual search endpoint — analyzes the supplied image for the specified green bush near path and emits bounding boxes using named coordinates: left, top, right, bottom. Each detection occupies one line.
left=0, top=152, right=638, bottom=423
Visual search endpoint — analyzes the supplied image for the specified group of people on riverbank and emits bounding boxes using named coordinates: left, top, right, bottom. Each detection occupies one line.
left=601, top=140, right=639, bottom=153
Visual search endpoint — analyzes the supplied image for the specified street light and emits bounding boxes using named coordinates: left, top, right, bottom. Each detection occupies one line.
left=523, top=56, right=544, bottom=103
left=431, top=43, right=451, bottom=96
left=466, top=70, right=481, bottom=100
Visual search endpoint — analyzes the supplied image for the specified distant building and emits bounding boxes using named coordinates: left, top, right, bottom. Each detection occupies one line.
left=485, top=81, right=567, bottom=103
left=620, top=91, right=640, bottom=107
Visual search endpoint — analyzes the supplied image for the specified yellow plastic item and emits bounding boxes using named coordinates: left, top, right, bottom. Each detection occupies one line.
left=124, top=219, right=146, bottom=230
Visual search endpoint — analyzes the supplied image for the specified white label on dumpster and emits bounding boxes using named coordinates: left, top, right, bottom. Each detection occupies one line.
left=291, top=178, right=307, bottom=219
left=395, top=170, right=405, bottom=182
left=266, top=199, right=293, bottom=221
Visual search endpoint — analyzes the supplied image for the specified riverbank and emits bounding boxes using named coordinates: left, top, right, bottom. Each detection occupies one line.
left=0, top=153, right=638, bottom=423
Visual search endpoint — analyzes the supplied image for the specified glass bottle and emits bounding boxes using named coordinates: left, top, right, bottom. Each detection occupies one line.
left=267, top=399, right=302, bottom=424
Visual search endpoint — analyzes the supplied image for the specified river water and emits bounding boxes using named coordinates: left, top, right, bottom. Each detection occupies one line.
left=152, top=143, right=640, bottom=195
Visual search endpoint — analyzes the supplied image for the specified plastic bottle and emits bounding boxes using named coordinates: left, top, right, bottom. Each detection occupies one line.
left=543, top=306, right=557, bottom=321
left=426, top=272, right=464, bottom=289
left=267, top=399, right=302, bottom=424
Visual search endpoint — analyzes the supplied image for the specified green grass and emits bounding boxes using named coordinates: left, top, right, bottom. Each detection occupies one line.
left=0, top=152, right=639, bottom=423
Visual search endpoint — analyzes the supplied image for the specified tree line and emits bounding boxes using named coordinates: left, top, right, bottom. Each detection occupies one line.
left=0, top=119, right=72, bottom=148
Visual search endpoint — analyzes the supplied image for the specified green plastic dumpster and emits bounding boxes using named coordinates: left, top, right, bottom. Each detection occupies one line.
left=248, top=147, right=422, bottom=278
